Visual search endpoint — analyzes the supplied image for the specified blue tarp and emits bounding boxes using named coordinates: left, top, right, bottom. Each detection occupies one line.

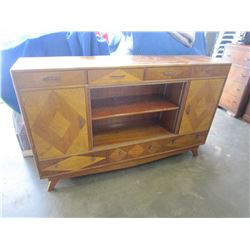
left=0, top=32, right=110, bottom=112
left=131, top=32, right=207, bottom=55
left=0, top=31, right=207, bottom=113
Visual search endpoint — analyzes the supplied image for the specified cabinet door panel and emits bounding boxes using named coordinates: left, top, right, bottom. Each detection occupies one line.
left=21, top=88, right=89, bottom=160
left=179, top=79, right=225, bottom=134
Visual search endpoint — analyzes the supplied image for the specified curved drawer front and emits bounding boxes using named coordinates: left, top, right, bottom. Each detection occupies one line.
left=39, top=154, right=107, bottom=177
left=88, top=68, right=144, bottom=85
left=107, top=132, right=207, bottom=163
left=15, top=70, right=87, bottom=89
left=145, top=66, right=192, bottom=81
left=38, top=132, right=207, bottom=178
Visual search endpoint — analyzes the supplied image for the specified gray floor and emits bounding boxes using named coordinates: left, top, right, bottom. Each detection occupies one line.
left=0, top=103, right=249, bottom=217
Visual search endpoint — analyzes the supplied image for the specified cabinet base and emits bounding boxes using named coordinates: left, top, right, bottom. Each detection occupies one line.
left=45, top=146, right=200, bottom=191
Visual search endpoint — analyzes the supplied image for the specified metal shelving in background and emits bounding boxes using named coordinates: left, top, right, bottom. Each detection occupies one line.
left=212, top=31, right=241, bottom=58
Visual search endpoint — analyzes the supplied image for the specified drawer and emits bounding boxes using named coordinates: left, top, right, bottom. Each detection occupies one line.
left=39, top=153, right=107, bottom=177
left=223, top=82, right=246, bottom=98
left=107, top=133, right=207, bottom=163
left=192, top=65, right=230, bottom=78
left=223, top=65, right=249, bottom=98
left=145, top=66, right=191, bottom=81
left=88, top=68, right=144, bottom=85
left=219, top=91, right=240, bottom=113
left=164, top=133, right=207, bottom=150
left=223, top=47, right=250, bottom=68
left=15, top=70, right=87, bottom=89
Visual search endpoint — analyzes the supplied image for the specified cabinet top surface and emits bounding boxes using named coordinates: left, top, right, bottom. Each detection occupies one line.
left=11, top=55, right=231, bottom=71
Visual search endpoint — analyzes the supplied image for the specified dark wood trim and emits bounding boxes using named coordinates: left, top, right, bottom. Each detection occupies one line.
left=47, top=178, right=59, bottom=192
left=191, top=147, right=198, bottom=157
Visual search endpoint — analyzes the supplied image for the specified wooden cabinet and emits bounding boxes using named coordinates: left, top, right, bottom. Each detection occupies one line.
left=219, top=44, right=250, bottom=117
left=11, top=56, right=231, bottom=191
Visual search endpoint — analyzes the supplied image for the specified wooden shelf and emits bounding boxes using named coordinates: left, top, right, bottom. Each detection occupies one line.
left=91, top=95, right=179, bottom=120
left=93, top=122, right=172, bottom=147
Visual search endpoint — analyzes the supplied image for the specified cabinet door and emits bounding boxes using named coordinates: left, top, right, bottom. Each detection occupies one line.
left=179, top=79, right=225, bottom=134
left=21, top=88, right=89, bottom=160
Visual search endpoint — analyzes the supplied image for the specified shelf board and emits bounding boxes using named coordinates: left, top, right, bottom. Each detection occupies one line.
left=91, top=95, right=179, bottom=120
left=93, top=122, right=172, bottom=147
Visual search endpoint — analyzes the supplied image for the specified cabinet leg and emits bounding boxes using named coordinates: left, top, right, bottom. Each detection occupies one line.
left=47, top=178, right=59, bottom=192
left=191, top=148, right=198, bottom=157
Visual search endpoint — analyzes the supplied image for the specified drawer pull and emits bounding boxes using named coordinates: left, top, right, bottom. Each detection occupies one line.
left=42, top=76, right=60, bottom=81
left=79, top=116, right=85, bottom=129
left=110, top=75, right=126, bottom=79
left=240, top=74, right=247, bottom=78
left=236, top=88, right=241, bottom=92
left=162, top=71, right=177, bottom=77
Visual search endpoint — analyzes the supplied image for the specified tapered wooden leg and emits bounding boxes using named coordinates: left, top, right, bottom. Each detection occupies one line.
left=47, top=178, right=59, bottom=192
left=191, top=148, right=198, bottom=157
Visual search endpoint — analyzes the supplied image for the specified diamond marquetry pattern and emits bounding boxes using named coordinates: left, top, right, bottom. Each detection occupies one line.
left=146, top=142, right=161, bottom=154
left=44, top=155, right=105, bottom=172
left=89, top=68, right=143, bottom=84
left=109, top=148, right=127, bottom=161
left=21, top=88, right=89, bottom=159
left=128, top=145, right=145, bottom=157
left=48, top=112, right=71, bottom=138
left=180, top=79, right=225, bottom=134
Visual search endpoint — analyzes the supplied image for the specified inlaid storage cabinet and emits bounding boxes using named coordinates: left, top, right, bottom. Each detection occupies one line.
left=219, top=44, right=250, bottom=117
left=11, top=56, right=231, bottom=191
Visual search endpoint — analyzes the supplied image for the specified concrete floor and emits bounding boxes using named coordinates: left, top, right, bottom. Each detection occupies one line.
left=0, top=103, right=249, bottom=217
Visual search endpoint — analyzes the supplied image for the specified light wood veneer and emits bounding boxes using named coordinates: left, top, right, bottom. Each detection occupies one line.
left=11, top=56, right=231, bottom=191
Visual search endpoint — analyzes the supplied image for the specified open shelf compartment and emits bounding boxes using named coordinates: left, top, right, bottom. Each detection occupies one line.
left=90, top=82, right=187, bottom=147
left=92, top=114, right=173, bottom=147
left=91, top=95, right=179, bottom=120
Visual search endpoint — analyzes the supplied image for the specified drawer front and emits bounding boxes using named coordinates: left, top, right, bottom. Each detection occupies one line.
left=166, top=133, right=207, bottom=149
left=39, top=153, right=107, bottom=178
left=145, top=66, right=192, bottom=81
left=192, top=65, right=230, bottom=78
left=223, top=47, right=250, bottom=68
left=108, top=133, right=207, bottom=163
left=15, top=70, right=87, bottom=89
left=223, top=65, right=249, bottom=98
left=219, top=91, right=240, bottom=113
left=88, top=68, right=144, bottom=85
left=38, top=132, right=207, bottom=178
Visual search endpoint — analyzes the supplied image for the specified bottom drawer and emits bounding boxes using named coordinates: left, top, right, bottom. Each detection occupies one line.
left=39, top=132, right=207, bottom=178
left=39, top=153, right=107, bottom=178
